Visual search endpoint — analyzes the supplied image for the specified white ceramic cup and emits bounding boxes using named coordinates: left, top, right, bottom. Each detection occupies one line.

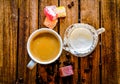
left=27, top=28, right=62, bottom=69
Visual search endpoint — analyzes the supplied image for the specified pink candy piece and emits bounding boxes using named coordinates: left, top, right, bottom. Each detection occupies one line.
left=44, top=6, right=57, bottom=21
left=59, top=65, right=74, bottom=77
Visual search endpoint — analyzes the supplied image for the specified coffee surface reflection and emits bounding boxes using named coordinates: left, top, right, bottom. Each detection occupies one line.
left=30, top=32, right=60, bottom=62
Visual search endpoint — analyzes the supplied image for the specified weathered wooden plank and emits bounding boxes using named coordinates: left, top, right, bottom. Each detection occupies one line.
left=18, top=0, right=38, bottom=84
left=0, top=0, right=4, bottom=81
left=38, top=0, right=58, bottom=84
left=116, top=1, right=120, bottom=83
left=59, top=0, right=78, bottom=84
left=0, top=0, right=3, bottom=68
left=29, top=0, right=38, bottom=84
left=80, top=0, right=100, bottom=84
left=18, top=0, right=30, bottom=83
left=101, top=0, right=119, bottom=84
left=30, top=0, right=38, bottom=33
left=9, top=0, right=18, bottom=83
left=0, top=0, right=18, bottom=83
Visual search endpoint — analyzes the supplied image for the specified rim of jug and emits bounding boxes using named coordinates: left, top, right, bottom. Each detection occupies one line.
left=63, top=23, right=99, bottom=57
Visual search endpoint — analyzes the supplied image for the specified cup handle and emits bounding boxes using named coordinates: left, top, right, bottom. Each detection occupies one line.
left=97, top=27, right=105, bottom=35
left=27, top=60, right=37, bottom=70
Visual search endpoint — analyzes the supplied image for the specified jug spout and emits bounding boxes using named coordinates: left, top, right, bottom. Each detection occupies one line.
left=97, top=27, right=105, bottom=35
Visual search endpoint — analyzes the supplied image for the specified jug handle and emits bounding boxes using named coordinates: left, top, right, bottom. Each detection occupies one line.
left=97, top=27, right=105, bottom=35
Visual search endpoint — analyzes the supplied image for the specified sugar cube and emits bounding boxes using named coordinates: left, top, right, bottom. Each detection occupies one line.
left=55, top=6, right=66, bottom=18
left=44, top=6, right=57, bottom=20
left=43, top=17, right=58, bottom=29
left=59, top=65, right=74, bottom=77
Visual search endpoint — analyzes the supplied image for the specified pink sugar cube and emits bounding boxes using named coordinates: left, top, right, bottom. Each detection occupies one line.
left=43, top=17, right=58, bottom=29
left=59, top=65, right=74, bottom=77
left=44, top=6, right=57, bottom=20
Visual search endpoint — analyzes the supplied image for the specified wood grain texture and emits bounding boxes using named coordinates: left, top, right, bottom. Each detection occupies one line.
left=59, top=0, right=78, bottom=84
left=0, top=0, right=3, bottom=68
left=0, top=0, right=4, bottom=82
left=0, top=0, right=18, bottom=83
left=80, top=0, right=100, bottom=84
left=38, top=0, right=58, bottom=84
left=101, top=0, right=119, bottom=84
left=30, top=0, right=38, bottom=33
left=18, top=0, right=38, bottom=84
left=117, top=0, right=120, bottom=83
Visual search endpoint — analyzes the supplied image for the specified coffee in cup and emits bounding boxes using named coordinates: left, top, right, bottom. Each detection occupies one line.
left=27, top=28, right=62, bottom=69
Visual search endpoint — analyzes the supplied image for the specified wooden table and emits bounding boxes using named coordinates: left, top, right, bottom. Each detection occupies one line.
left=0, top=0, right=120, bottom=84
